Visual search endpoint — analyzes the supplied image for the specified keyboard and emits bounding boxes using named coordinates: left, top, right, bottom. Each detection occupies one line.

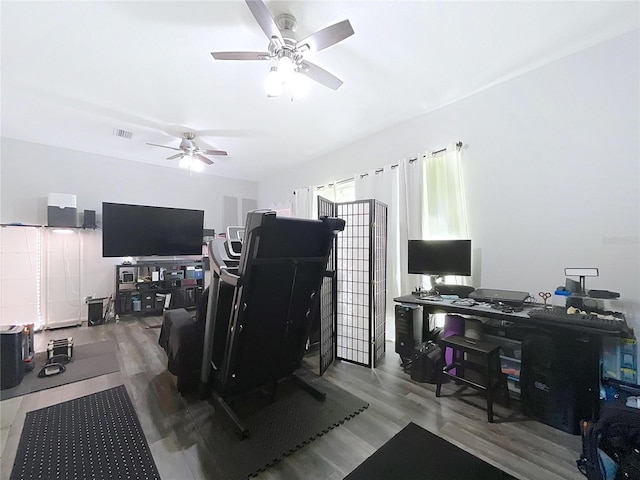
left=527, top=308, right=628, bottom=332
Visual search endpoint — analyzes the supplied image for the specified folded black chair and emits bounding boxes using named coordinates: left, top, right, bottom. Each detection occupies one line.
left=201, top=210, right=345, bottom=437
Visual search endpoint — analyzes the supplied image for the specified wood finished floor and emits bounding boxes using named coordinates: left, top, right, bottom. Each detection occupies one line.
left=0, top=316, right=584, bottom=480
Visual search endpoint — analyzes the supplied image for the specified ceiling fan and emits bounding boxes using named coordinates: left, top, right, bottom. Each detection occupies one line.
left=211, top=0, right=354, bottom=96
left=146, top=132, right=227, bottom=167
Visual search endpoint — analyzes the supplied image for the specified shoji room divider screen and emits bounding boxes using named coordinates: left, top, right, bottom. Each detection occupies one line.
left=318, top=197, right=337, bottom=375
left=317, top=198, right=388, bottom=369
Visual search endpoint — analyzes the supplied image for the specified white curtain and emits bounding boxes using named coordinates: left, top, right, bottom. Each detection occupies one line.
left=403, top=157, right=425, bottom=292
left=401, top=143, right=470, bottom=291
left=355, top=164, right=403, bottom=341
left=0, top=226, right=42, bottom=328
left=353, top=143, right=468, bottom=340
left=294, top=182, right=340, bottom=219
left=292, top=186, right=314, bottom=219
left=292, top=145, right=467, bottom=342
left=423, top=143, right=469, bottom=239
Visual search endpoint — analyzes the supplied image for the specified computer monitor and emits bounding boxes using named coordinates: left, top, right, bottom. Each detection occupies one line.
left=408, top=239, right=471, bottom=288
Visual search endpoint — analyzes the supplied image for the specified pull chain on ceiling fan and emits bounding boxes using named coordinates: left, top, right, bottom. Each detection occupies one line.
left=211, top=0, right=355, bottom=97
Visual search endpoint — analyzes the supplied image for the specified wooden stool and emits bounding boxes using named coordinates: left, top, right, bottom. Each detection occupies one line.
left=435, top=335, right=510, bottom=422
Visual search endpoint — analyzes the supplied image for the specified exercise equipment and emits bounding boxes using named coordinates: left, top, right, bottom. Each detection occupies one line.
left=200, top=210, right=345, bottom=437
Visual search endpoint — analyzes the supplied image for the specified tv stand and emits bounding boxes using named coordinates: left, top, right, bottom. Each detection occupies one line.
left=114, top=260, right=204, bottom=317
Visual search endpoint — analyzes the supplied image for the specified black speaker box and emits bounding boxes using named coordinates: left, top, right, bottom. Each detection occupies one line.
left=520, top=333, right=600, bottom=434
left=395, top=304, right=422, bottom=359
left=87, top=299, right=105, bottom=326
left=411, top=342, right=442, bottom=383
left=119, top=292, right=132, bottom=314
left=83, top=209, right=96, bottom=229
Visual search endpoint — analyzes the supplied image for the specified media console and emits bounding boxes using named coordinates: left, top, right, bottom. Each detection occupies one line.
left=115, top=261, right=204, bottom=317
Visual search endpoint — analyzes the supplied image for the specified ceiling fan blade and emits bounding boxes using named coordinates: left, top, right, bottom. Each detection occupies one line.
left=297, top=19, right=354, bottom=52
left=299, top=60, right=343, bottom=90
left=201, top=149, right=228, bottom=156
left=167, top=153, right=183, bottom=160
left=245, top=0, right=283, bottom=45
left=211, top=51, right=270, bottom=61
left=146, top=142, right=181, bottom=151
left=194, top=154, right=214, bottom=165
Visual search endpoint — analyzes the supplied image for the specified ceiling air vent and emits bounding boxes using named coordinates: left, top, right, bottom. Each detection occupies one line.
left=113, top=128, right=133, bottom=139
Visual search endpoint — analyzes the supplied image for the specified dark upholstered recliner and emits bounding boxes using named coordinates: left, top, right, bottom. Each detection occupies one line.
left=158, top=288, right=209, bottom=393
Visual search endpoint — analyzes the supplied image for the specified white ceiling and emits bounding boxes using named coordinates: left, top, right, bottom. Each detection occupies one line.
left=2, top=1, right=638, bottom=181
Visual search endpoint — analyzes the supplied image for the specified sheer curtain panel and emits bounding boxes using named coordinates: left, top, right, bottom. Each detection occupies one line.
left=293, top=186, right=313, bottom=219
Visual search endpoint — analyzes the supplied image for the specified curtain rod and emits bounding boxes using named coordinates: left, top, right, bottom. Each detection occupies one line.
left=358, top=140, right=463, bottom=179
left=293, top=141, right=463, bottom=193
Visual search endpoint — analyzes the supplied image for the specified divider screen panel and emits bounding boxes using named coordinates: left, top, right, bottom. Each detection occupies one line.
left=372, top=200, right=388, bottom=367
left=317, top=196, right=336, bottom=375
left=335, top=200, right=387, bottom=367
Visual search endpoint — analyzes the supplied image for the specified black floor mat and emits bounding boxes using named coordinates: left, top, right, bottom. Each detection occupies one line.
left=0, top=340, right=120, bottom=401
left=10, top=385, right=160, bottom=480
left=196, top=368, right=368, bottom=479
left=345, top=422, right=516, bottom=480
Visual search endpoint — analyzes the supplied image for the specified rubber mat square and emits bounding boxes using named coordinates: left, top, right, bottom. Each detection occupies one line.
left=10, top=385, right=160, bottom=480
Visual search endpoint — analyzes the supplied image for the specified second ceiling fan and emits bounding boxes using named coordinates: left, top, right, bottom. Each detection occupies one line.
left=146, top=132, right=227, bottom=168
left=211, top=0, right=354, bottom=95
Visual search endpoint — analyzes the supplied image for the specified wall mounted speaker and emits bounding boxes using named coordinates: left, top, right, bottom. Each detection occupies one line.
left=83, top=210, right=96, bottom=229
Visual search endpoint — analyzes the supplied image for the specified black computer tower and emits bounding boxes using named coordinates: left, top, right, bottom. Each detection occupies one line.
left=395, top=304, right=422, bottom=360
left=411, top=341, right=441, bottom=383
left=1, top=326, right=26, bottom=389
left=520, top=333, right=600, bottom=434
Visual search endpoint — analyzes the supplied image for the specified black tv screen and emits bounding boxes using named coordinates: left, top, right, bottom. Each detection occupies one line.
left=102, top=202, right=204, bottom=257
left=407, top=239, right=471, bottom=276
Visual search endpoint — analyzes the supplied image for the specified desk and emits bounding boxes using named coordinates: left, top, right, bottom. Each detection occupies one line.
left=393, top=294, right=627, bottom=434
left=393, top=294, right=630, bottom=335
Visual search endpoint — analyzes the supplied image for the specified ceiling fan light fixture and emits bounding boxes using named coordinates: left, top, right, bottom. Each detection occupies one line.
left=265, top=66, right=283, bottom=97
left=191, top=159, right=204, bottom=172
left=277, top=55, right=295, bottom=82
left=290, top=71, right=310, bottom=97
left=211, top=1, right=354, bottom=95
left=178, top=155, right=192, bottom=169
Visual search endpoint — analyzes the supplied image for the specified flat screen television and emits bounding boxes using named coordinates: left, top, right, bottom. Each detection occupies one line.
left=407, top=239, right=472, bottom=277
left=102, top=202, right=204, bottom=258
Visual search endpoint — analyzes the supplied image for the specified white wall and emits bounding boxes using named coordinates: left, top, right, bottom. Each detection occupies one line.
left=0, top=139, right=258, bottom=230
left=0, top=140, right=258, bottom=317
left=258, top=31, right=640, bottom=323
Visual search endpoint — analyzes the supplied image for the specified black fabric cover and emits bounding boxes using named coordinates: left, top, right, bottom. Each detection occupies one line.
left=159, top=286, right=209, bottom=392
